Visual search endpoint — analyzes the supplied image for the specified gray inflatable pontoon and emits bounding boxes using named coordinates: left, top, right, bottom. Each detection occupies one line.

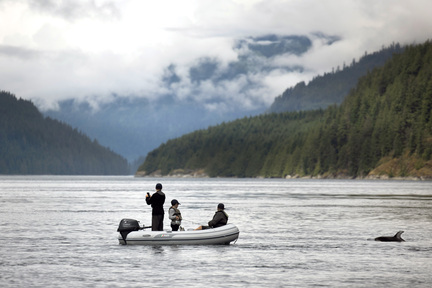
left=117, top=219, right=239, bottom=245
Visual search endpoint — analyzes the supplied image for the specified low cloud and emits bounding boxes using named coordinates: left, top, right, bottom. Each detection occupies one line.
left=24, top=0, right=120, bottom=21
left=0, top=44, right=41, bottom=59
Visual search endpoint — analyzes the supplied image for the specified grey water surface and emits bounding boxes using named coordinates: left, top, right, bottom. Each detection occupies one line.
left=1, top=176, right=431, bottom=287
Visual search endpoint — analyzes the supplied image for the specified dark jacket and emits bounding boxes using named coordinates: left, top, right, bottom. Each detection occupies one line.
left=146, top=191, right=165, bottom=215
left=208, top=210, right=228, bottom=228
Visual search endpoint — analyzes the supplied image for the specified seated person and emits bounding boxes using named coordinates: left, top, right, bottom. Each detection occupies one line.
left=195, top=203, right=228, bottom=230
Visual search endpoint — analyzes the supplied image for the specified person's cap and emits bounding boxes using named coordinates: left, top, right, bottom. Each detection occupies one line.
left=217, top=203, right=225, bottom=210
left=155, top=183, right=162, bottom=190
left=171, top=199, right=180, bottom=205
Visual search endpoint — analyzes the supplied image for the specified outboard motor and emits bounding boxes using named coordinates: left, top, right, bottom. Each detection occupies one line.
left=117, top=218, right=141, bottom=244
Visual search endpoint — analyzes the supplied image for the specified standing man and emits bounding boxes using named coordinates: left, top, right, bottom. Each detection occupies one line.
left=146, top=183, right=166, bottom=231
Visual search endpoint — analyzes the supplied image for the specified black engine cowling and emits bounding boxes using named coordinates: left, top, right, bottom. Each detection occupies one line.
left=117, top=219, right=141, bottom=244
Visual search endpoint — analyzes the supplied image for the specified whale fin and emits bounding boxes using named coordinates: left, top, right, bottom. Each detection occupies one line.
left=394, top=231, right=405, bottom=241
left=375, top=230, right=405, bottom=242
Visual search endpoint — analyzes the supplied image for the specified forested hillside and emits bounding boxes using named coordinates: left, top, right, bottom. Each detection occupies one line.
left=137, top=41, right=432, bottom=179
left=268, top=43, right=404, bottom=113
left=0, top=92, right=129, bottom=175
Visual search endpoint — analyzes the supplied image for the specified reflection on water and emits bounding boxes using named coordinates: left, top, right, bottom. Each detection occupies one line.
left=0, top=176, right=431, bottom=287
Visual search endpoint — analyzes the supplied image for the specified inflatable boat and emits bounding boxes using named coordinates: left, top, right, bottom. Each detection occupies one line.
left=117, top=219, right=239, bottom=245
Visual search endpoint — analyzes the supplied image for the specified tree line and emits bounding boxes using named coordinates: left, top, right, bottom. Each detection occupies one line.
left=138, top=41, right=432, bottom=178
left=0, top=92, right=129, bottom=175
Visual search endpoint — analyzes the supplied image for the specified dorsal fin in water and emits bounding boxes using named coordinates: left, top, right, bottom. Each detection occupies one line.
left=375, top=230, right=405, bottom=242
left=394, top=231, right=405, bottom=241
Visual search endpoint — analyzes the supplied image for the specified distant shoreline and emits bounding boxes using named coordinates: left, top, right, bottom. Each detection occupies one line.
left=135, top=170, right=431, bottom=181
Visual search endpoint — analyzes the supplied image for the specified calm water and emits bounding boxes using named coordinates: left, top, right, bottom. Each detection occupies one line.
left=0, top=176, right=431, bottom=287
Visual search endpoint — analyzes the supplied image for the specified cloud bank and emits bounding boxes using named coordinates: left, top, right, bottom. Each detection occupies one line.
left=1, top=0, right=432, bottom=112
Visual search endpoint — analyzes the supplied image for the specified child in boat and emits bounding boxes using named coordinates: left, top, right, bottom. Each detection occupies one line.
left=168, top=199, right=182, bottom=231
left=195, top=203, right=228, bottom=230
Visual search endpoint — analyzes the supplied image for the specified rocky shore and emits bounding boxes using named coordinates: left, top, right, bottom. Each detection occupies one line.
left=135, top=169, right=431, bottom=180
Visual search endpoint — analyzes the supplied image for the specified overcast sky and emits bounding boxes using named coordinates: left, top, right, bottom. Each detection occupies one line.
left=1, top=0, right=431, bottom=111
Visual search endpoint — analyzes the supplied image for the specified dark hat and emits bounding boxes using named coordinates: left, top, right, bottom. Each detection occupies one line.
left=155, top=183, right=162, bottom=190
left=171, top=199, right=180, bottom=206
left=217, top=203, right=225, bottom=210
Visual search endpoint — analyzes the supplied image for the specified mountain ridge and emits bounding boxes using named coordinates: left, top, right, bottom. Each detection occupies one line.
left=267, top=43, right=404, bottom=113
left=0, top=91, right=129, bottom=175
left=136, top=41, right=432, bottom=179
